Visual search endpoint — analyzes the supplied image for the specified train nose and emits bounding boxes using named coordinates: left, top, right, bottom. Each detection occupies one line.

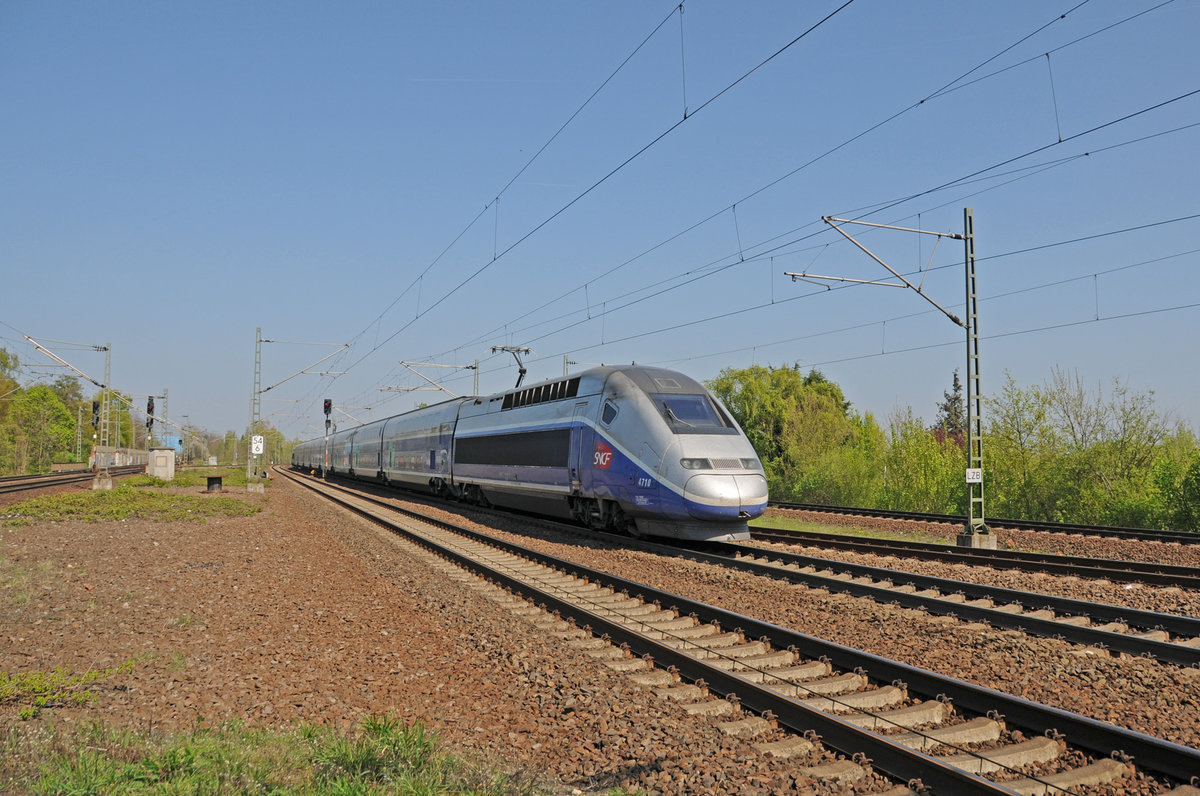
left=683, top=473, right=768, bottom=520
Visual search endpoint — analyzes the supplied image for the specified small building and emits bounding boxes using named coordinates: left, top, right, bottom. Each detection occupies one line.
left=148, top=447, right=176, bottom=480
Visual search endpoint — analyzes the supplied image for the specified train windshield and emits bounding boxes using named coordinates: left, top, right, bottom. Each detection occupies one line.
left=652, top=394, right=737, bottom=435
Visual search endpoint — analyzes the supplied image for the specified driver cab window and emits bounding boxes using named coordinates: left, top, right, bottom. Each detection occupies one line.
left=601, top=401, right=618, bottom=425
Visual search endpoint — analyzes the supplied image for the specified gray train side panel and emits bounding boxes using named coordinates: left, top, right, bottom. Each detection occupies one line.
left=452, top=372, right=606, bottom=515
left=380, top=399, right=466, bottom=489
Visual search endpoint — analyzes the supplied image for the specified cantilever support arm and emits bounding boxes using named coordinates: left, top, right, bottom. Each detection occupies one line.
left=260, top=345, right=350, bottom=394
left=822, top=217, right=965, bottom=328
left=400, top=363, right=460, bottom=398
left=24, top=336, right=106, bottom=388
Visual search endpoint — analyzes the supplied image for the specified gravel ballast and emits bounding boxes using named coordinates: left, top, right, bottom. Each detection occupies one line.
left=3, top=477, right=903, bottom=794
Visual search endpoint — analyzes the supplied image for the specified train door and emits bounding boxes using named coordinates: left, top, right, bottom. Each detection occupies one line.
left=438, top=422, right=452, bottom=474
left=569, top=401, right=592, bottom=494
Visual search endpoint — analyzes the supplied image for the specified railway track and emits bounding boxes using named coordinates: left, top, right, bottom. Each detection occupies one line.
left=284, top=468, right=1200, bottom=794
left=316, top=472, right=1200, bottom=665
left=681, top=539, right=1200, bottom=667
left=0, top=469, right=88, bottom=482
left=751, top=526, right=1200, bottom=589
left=772, top=502, right=1200, bottom=546
left=0, top=465, right=143, bottom=496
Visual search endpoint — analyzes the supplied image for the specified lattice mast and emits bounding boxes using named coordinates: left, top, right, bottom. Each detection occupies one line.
left=247, top=327, right=262, bottom=480
left=963, top=208, right=987, bottom=536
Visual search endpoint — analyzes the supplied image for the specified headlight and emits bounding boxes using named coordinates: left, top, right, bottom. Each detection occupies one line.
left=740, top=458, right=761, bottom=470
left=680, top=458, right=712, bottom=470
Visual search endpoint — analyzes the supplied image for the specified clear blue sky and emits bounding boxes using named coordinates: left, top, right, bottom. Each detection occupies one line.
left=3, top=1, right=1197, bottom=442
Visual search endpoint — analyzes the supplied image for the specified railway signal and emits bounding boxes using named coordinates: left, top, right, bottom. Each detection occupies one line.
left=146, top=397, right=155, bottom=429
left=91, top=401, right=100, bottom=428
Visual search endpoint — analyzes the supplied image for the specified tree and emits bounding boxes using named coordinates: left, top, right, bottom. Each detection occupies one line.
left=0, top=348, right=20, bottom=473
left=1150, top=431, right=1200, bottom=532
left=218, top=431, right=239, bottom=464
left=50, top=375, right=85, bottom=412
left=707, top=364, right=882, bottom=504
left=985, top=372, right=1061, bottom=520
left=1043, top=368, right=1171, bottom=525
left=240, top=422, right=295, bottom=468
left=879, top=407, right=964, bottom=513
left=0, top=348, right=19, bottom=422
left=931, top=369, right=965, bottom=439
left=10, top=385, right=74, bottom=473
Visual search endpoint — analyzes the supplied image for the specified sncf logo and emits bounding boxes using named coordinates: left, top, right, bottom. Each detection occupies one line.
left=593, top=441, right=613, bottom=469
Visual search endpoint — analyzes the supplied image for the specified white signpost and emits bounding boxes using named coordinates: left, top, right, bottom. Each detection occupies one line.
left=251, top=435, right=265, bottom=455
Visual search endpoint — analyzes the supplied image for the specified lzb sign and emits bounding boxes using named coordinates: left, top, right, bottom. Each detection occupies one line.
left=965, top=468, right=983, bottom=484
left=251, top=435, right=265, bottom=455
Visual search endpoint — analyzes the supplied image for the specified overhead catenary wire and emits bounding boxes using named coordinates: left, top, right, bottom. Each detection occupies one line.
left=1045, top=53, right=1064, bottom=142
left=647, top=246, right=1200, bottom=371
left=342, top=3, right=686, bottom=357
left=325, top=102, right=1199, bottom=429
left=354, top=226, right=1199, bottom=417
left=334, top=0, right=859, bottom=382
left=431, top=0, right=1174, bottom=370
left=299, top=4, right=702, bottom=417
left=324, top=1, right=1132, bottom=407
left=444, top=128, right=1200, bottom=367
left=491, top=212, right=1200, bottom=377
left=286, top=3, right=1193, bottom=435
left=926, top=0, right=1177, bottom=102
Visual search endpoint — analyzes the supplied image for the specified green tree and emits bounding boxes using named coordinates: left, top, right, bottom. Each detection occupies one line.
left=240, top=422, right=296, bottom=470
left=0, top=348, right=20, bottom=473
left=1175, top=454, right=1200, bottom=532
left=1149, top=430, right=1200, bottom=532
left=1045, top=368, right=1169, bottom=525
left=218, top=430, right=239, bottom=464
left=707, top=364, right=883, bottom=503
left=11, top=385, right=74, bottom=473
left=985, top=372, right=1061, bottom=520
left=879, top=408, right=964, bottom=513
left=50, top=375, right=85, bottom=414
left=931, top=369, right=965, bottom=438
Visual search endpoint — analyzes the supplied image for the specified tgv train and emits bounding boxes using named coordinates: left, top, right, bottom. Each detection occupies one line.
left=292, top=366, right=768, bottom=541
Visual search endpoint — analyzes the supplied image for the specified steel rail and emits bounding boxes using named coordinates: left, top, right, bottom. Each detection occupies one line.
left=286, top=468, right=1200, bottom=787
left=672, top=540, right=1200, bottom=666
left=772, top=501, right=1200, bottom=545
left=362, top=487, right=1200, bottom=662
left=283, top=470, right=1016, bottom=793
left=751, top=526, right=1200, bottom=589
left=312, top=473, right=1200, bottom=661
left=0, top=467, right=141, bottom=496
left=0, top=469, right=89, bottom=483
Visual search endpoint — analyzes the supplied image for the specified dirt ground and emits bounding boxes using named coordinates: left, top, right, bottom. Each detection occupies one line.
left=1, top=476, right=847, bottom=795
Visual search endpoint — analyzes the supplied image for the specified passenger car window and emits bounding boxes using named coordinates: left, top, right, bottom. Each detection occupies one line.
left=601, top=401, right=618, bottom=425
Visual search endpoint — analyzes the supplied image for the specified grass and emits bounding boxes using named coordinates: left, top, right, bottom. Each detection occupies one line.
left=2, top=559, right=62, bottom=609
left=1, top=485, right=261, bottom=526
left=1, top=715, right=559, bottom=795
left=753, top=513, right=954, bottom=545
left=3, top=562, right=33, bottom=607
left=125, top=466, right=266, bottom=489
left=0, top=662, right=137, bottom=720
